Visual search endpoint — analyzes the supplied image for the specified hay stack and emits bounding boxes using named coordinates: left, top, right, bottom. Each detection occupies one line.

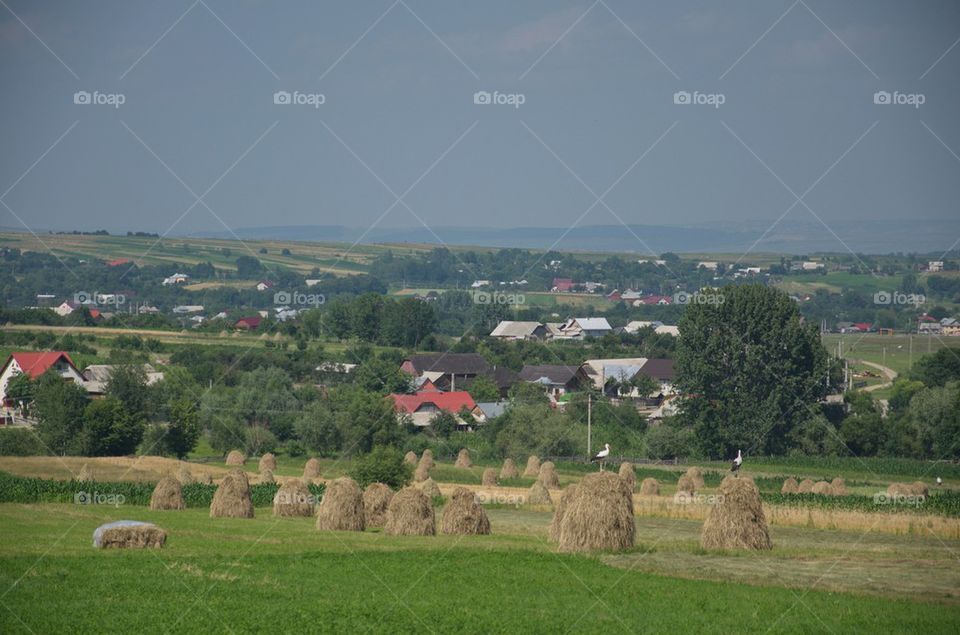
left=384, top=487, right=435, bottom=536
left=685, top=466, right=705, bottom=490
left=811, top=481, right=832, bottom=495
left=225, top=450, right=246, bottom=466
left=259, top=469, right=275, bottom=485
left=797, top=478, right=815, bottom=493
left=419, top=449, right=434, bottom=470
left=676, top=474, right=697, bottom=494
left=481, top=468, right=497, bottom=486
left=523, top=455, right=541, bottom=477
left=414, top=463, right=430, bottom=482
left=639, top=478, right=660, bottom=496
left=781, top=477, right=799, bottom=494
left=556, top=472, right=634, bottom=553
left=618, top=462, right=636, bottom=491
left=404, top=451, right=418, bottom=465
left=499, top=458, right=519, bottom=480
left=441, top=487, right=490, bottom=535
left=526, top=481, right=553, bottom=506
left=538, top=461, right=560, bottom=489
left=78, top=464, right=93, bottom=482
left=150, top=476, right=185, bottom=510
left=316, top=477, right=365, bottom=532
left=363, top=483, right=394, bottom=528
left=455, top=448, right=472, bottom=469
left=258, top=453, right=277, bottom=472
left=176, top=465, right=194, bottom=485
left=548, top=484, right=579, bottom=542
left=829, top=478, right=847, bottom=496
left=209, top=469, right=254, bottom=518
left=199, top=473, right=213, bottom=485
left=93, top=521, right=166, bottom=549
left=273, top=479, right=315, bottom=517
left=303, top=457, right=321, bottom=479
left=700, top=476, right=771, bottom=551
left=911, top=481, right=929, bottom=497
left=887, top=482, right=912, bottom=497
left=420, top=478, right=441, bottom=499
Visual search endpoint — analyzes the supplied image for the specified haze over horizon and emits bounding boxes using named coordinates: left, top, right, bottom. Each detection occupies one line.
left=3, top=1, right=960, bottom=255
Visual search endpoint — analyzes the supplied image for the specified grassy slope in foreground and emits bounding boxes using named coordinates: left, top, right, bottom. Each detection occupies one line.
left=1, top=505, right=959, bottom=634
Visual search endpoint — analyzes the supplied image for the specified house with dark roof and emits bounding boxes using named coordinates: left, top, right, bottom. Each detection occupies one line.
left=400, top=353, right=491, bottom=390
left=489, top=321, right=548, bottom=340
left=577, top=357, right=677, bottom=397
left=518, top=364, right=580, bottom=398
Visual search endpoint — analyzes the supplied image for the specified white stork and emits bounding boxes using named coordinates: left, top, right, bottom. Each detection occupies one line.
left=730, top=449, right=743, bottom=477
left=936, top=476, right=943, bottom=487
left=591, top=443, right=611, bottom=471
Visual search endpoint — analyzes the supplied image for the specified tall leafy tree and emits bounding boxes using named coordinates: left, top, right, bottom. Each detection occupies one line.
left=675, top=284, right=830, bottom=458
left=81, top=397, right=144, bottom=456
left=33, top=370, right=89, bottom=455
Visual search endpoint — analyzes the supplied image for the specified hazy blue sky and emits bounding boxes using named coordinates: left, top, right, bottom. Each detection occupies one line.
left=2, top=1, right=959, bottom=245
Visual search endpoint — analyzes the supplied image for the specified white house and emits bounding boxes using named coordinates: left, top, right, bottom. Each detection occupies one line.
left=162, top=273, right=190, bottom=286
left=172, top=305, right=204, bottom=314
left=1, top=352, right=85, bottom=407
left=53, top=301, right=78, bottom=316
left=928, top=261, right=944, bottom=272
left=489, top=321, right=548, bottom=340
left=554, top=317, right=612, bottom=338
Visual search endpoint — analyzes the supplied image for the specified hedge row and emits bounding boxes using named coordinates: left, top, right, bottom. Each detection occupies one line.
left=0, top=471, right=324, bottom=508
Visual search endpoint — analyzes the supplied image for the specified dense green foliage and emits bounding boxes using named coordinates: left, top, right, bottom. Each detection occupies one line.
left=348, top=446, right=413, bottom=489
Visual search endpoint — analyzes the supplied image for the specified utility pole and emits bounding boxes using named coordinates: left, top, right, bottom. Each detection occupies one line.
left=587, top=393, right=592, bottom=458
left=909, top=335, right=913, bottom=369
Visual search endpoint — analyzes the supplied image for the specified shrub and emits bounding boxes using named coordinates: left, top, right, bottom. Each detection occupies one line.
left=349, top=446, right=413, bottom=489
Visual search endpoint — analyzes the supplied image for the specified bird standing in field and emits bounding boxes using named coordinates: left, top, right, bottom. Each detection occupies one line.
left=591, top=443, right=611, bottom=471
left=936, top=476, right=943, bottom=487
left=730, top=449, right=742, bottom=477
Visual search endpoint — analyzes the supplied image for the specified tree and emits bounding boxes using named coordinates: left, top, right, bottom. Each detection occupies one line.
left=675, top=284, right=830, bottom=458
left=349, top=446, right=412, bottom=488
left=81, top=397, right=144, bottom=456
left=5, top=373, right=34, bottom=406
left=429, top=410, right=458, bottom=439
left=33, top=370, right=89, bottom=455
left=911, top=349, right=960, bottom=387
left=494, top=404, right=577, bottom=458
left=105, top=364, right=149, bottom=421
left=235, top=255, right=263, bottom=277
left=295, top=400, right=341, bottom=456
left=904, top=381, right=960, bottom=459
left=467, top=375, right=500, bottom=403
left=165, top=398, right=201, bottom=458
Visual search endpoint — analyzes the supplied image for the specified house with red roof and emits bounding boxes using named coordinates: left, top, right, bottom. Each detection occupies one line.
left=107, top=258, right=131, bottom=267
left=234, top=316, right=263, bottom=330
left=390, top=390, right=482, bottom=428
left=552, top=278, right=574, bottom=292
left=0, top=352, right=85, bottom=409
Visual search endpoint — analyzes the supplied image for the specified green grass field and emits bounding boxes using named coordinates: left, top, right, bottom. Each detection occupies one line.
left=821, top=333, right=960, bottom=377
left=2, top=503, right=959, bottom=633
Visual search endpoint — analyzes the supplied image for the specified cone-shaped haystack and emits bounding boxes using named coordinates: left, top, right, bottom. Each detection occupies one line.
left=481, top=468, right=497, bottom=486
left=303, top=457, right=321, bottom=479
left=557, top=472, right=634, bottom=553
left=177, top=465, right=194, bottom=485
left=210, top=469, right=254, bottom=518
left=273, top=478, right=315, bottom=517
left=829, top=478, right=847, bottom=496
left=781, top=477, right=799, bottom=494
left=685, top=466, right=705, bottom=490
left=259, top=469, right=275, bottom=484
left=78, top=464, right=93, bottom=482
left=200, top=473, right=213, bottom=485
left=441, top=487, right=490, bottom=535
left=676, top=474, right=696, bottom=494
left=797, top=478, right=815, bottom=493
left=384, top=487, right=436, bottom=536
left=639, top=478, right=660, bottom=496
left=404, top=451, right=418, bottom=465
left=258, top=453, right=277, bottom=472
left=499, top=458, right=519, bottom=480
left=700, top=476, right=771, bottom=550
left=419, top=449, right=434, bottom=470
left=527, top=481, right=553, bottom=506
left=150, top=476, right=185, bottom=510
left=414, top=463, right=430, bottom=482
left=455, top=449, right=472, bottom=469
left=619, top=462, right=636, bottom=491
left=523, top=455, right=541, bottom=477
left=363, top=483, right=394, bottom=528
left=549, top=484, right=579, bottom=542
left=225, top=450, right=246, bottom=466
left=811, top=481, right=831, bottom=495
left=421, top=477, right=441, bottom=499
left=911, top=481, right=929, bottom=497
left=538, top=461, right=560, bottom=489
left=316, top=477, right=365, bottom=532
